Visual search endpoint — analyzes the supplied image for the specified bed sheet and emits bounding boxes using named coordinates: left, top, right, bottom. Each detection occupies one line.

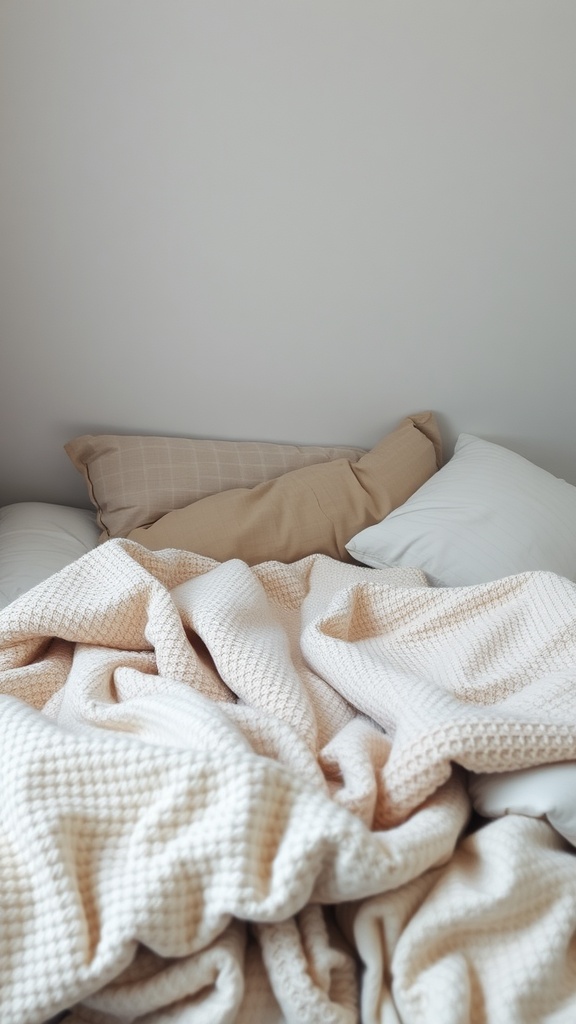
left=0, top=502, right=99, bottom=610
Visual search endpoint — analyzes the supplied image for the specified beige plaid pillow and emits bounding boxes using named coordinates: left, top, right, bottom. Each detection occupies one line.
left=65, top=433, right=367, bottom=539
left=127, top=413, right=442, bottom=565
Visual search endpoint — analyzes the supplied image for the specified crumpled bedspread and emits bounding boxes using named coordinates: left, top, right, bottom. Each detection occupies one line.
left=2, top=539, right=576, bottom=1024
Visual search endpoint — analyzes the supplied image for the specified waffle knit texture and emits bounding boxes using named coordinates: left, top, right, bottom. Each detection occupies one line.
left=2, top=540, right=576, bottom=1023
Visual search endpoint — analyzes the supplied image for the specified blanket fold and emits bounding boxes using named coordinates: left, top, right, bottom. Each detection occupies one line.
left=1, top=540, right=576, bottom=1023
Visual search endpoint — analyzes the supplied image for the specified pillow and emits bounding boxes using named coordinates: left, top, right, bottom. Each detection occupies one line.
left=346, top=433, right=576, bottom=586
left=127, top=412, right=441, bottom=565
left=0, top=502, right=100, bottom=610
left=65, top=433, right=368, bottom=539
left=469, top=764, right=576, bottom=847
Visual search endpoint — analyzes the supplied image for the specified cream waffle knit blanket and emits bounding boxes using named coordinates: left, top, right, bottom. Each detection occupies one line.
left=2, top=540, right=576, bottom=1023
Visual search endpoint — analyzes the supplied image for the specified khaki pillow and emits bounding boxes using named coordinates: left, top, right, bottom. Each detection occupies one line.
left=128, top=412, right=442, bottom=564
left=65, top=433, right=366, bottom=539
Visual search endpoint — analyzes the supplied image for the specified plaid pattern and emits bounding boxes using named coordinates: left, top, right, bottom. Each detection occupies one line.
left=65, top=434, right=366, bottom=538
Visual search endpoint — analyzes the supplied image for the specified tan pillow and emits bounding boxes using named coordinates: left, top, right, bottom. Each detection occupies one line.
left=128, top=412, right=442, bottom=564
left=65, top=433, right=366, bottom=539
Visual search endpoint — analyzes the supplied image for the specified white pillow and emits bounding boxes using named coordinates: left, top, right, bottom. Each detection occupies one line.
left=469, top=763, right=576, bottom=847
left=346, top=434, right=576, bottom=586
left=0, top=502, right=100, bottom=610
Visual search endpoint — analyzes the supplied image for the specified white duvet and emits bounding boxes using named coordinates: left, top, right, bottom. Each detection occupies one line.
left=2, top=539, right=576, bottom=1023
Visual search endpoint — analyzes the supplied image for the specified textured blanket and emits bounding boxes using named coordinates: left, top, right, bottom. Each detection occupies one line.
left=2, top=540, right=576, bottom=1023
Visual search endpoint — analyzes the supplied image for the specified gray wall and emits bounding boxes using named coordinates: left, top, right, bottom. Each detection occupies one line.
left=1, top=1, right=575, bottom=508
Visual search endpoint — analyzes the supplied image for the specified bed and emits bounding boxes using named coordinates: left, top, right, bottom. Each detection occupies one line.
left=3, top=411, right=576, bottom=1024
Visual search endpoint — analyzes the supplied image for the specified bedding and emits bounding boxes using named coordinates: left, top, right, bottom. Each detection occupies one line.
left=64, top=432, right=368, bottom=539
left=126, top=413, right=441, bottom=564
left=65, top=413, right=442, bottom=553
left=4, top=418, right=576, bottom=1022
left=469, top=762, right=576, bottom=845
left=0, top=502, right=99, bottom=610
left=346, top=433, right=576, bottom=585
left=2, top=541, right=576, bottom=1022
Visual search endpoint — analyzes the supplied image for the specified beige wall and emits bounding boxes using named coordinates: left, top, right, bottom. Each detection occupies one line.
left=1, top=1, right=575, bottom=507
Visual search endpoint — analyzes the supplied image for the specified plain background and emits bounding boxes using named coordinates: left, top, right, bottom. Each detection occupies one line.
left=1, top=1, right=575, bottom=507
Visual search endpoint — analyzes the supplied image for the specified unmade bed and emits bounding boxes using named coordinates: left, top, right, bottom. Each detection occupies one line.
left=2, top=411, right=576, bottom=1024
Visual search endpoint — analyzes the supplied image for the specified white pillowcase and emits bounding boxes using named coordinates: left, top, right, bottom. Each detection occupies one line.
left=346, top=434, right=576, bottom=586
left=0, top=502, right=100, bottom=610
left=469, top=763, right=576, bottom=847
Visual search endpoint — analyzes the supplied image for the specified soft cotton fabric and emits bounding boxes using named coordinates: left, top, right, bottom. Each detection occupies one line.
left=0, top=502, right=99, bottom=610
left=469, top=761, right=576, bottom=845
left=128, top=412, right=441, bottom=564
left=65, top=432, right=367, bottom=539
left=3, top=540, right=576, bottom=1021
left=346, top=433, right=576, bottom=585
